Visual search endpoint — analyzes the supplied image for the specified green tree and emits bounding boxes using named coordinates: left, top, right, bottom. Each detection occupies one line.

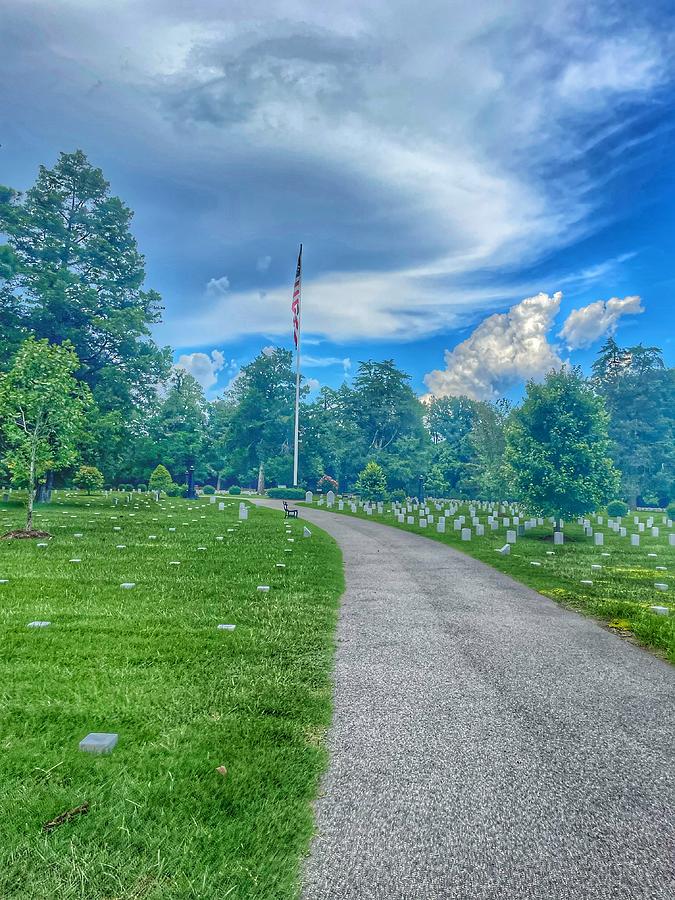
left=0, top=337, right=91, bottom=531
left=148, top=464, right=174, bottom=494
left=467, top=399, right=511, bottom=499
left=152, top=370, right=208, bottom=481
left=223, top=348, right=301, bottom=490
left=355, top=460, right=388, bottom=501
left=73, top=465, right=104, bottom=494
left=0, top=150, right=171, bottom=479
left=592, top=339, right=674, bottom=505
left=504, top=368, right=620, bottom=531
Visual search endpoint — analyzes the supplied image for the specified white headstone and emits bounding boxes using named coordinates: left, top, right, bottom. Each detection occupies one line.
left=553, top=532, right=564, bottom=545
left=506, top=530, right=516, bottom=544
left=631, top=534, right=640, bottom=546
left=594, top=533, right=604, bottom=546
left=461, top=528, right=471, bottom=541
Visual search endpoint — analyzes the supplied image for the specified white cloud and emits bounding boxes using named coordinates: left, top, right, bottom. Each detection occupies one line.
left=206, top=276, right=230, bottom=297
left=303, top=355, right=352, bottom=372
left=175, top=349, right=228, bottom=390
left=559, top=295, right=644, bottom=349
left=261, top=345, right=276, bottom=357
left=557, top=37, right=664, bottom=105
left=423, top=293, right=563, bottom=401
left=305, top=377, right=321, bottom=392
left=256, top=255, right=272, bottom=272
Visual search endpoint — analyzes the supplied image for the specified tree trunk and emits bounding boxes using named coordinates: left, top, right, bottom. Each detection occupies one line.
left=216, top=472, right=221, bottom=492
left=257, top=462, right=265, bottom=495
left=554, top=516, right=562, bottom=533
left=27, top=453, right=36, bottom=532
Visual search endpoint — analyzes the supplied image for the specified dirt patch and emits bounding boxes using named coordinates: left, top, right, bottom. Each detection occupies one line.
left=0, top=529, right=52, bottom=540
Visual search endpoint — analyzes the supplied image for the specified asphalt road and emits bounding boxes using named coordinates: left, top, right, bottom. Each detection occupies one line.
left=259, top=501, right=675, bottom=900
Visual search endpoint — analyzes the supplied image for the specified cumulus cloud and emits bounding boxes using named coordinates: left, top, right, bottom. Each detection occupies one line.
left=559, top=295, right=644, bottom=349
left=305, top=377, right=321, bottom=392
left=423, top=293, right=563, bottom=401
left=175, top=349, right=228, bottom=390
left=206, top=276, right=230, bottom=297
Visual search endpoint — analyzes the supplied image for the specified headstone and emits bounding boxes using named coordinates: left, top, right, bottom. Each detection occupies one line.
left=594, top=533, right=604, bottom=546
left=476, top=524, right=484, bottom=536
left=27, top=621, right=50, bottom=628
left=506, top=530, right=516, bottom=544
left=407, top=516, right=414, bottom=525
left=669, top=534, right=675, bottom=546
left=631, top=534, right=640, bottom=546
left=257, top=585, right=270, bottom=592
left=650, top=605, right=670, bottom=615
left=217, top=624, right=236, bottom=630
left=210, top=495, right=216, bottom=504
left=496, top=544, right=510, bottom=555
left=461, top=527, right=471, bottom=541
left=654, top=583, right=669, bottom=592
left=553, top=532, right=564, bottom=545
left=303, top=527, right=312, bottom=538
left=120, top=583, right=135, bottom=589
left=651, top=527, right=659, bottom=537
left=436, top=522, right=445, bottom=533
left=419, top=518, right=427, bottom=527
left=79, top=732, right=118, bottom=754
left=239, top=507, right=248, bottom=520
left=218, top=502, right=225, bottom=511
left=326, top=490, right=335, bottom=505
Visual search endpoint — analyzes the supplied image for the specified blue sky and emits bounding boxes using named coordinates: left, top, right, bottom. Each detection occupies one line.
left=2, top=0, right=674, bottom=399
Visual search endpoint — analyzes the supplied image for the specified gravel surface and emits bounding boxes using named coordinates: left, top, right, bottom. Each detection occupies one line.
left=260, top=502, right=675, bottom=899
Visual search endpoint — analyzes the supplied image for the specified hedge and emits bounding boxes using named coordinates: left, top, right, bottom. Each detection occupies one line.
left=267, top=487, right=305, bottom=500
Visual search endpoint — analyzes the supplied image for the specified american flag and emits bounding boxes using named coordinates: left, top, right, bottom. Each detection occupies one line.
left=292, top=244, right=302, bottom=349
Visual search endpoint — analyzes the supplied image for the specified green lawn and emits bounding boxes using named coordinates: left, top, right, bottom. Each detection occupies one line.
left=305, top=498, right=675, bottom=663
left=0, top=492, right=343, bottom=899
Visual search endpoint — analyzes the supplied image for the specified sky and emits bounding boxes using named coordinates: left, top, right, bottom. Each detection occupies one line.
left=2, top=0, right=675, bottom=400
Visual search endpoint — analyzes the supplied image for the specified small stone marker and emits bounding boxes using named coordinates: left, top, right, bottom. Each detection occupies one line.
left=73, top=533, right=83, bottom=538
left=79, top=732, right=118, bottom=754
left=116, top=544, right=126, bottom=549
left=27, top=621, right=50, bottom=628
left=37, top=542, right=48, bottom=548
left=257, top=585, right=270, bottom=592
left=594, top=533, right=604, bottom=546
left=69, top=559, right=81, bottom=563
left=654, top=583, right=669, bottom=592
left=530, top=561, right=541, bottom=567
left=580, top=580, right=593, bottom=585
left=217, top=624, right=236, bottom=630
left=650, top=605, right=669, bottom=615
left=276, top=563, right=286, bottom=568
left=169, top=561, right=180, bottom=565
left=591, top=564, right=602, bottom=570
left=496, top=544, right=510, bottom=555
left=303, top=527, right=312, bottom=537
left=120, top=582, right=135, bottom=589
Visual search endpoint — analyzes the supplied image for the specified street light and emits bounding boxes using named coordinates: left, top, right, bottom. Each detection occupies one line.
left=419, top=474, right=425, bottom=503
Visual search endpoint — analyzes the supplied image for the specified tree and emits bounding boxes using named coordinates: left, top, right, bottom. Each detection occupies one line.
left=73, top=465, right=104, bottom=494
left=152, top=369, right=208, bottom=481
left=0, top=151, right=171, bottom=479
left=592, top=339, right=674, bottom=505
left=467, top=399, right=511, bottom=499
left=355, top=461, right=387, bottom=501
left=148, top=464, right=174, bottom=494
left=0, top=337, right=91, bottom=531
left=504, top=368, right=620, bottom=530
left=223, top=348, right=301, bottom=488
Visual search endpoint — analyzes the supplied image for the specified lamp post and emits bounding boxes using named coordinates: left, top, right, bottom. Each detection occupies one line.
left=419, top=474, right=425, bottom=503
left=186, top=465, right=196, bottom=500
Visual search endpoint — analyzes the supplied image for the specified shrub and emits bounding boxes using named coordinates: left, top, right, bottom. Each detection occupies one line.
left=149, top=464, right=174, bottom=494
left=267, top=487, right=305, bottom=500
left=202, top=485, right=215, bottom=495
left=667, top=502, right=675, bottom=520
left=166, top=483, right=187, bottom=497
left=607, top=499, right=629, bottom=517
left=73, top=465, right=105, bottom=494
left=228, top=486, right=242, bottom=495
left=355, top=461, right=387, bottom=501
left=137, top=483, right=147, bottom=492
left=389, top=488, right=407, bottom=503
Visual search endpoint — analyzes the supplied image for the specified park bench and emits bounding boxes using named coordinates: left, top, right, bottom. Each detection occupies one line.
left=283, top=501, right=299, bottom=519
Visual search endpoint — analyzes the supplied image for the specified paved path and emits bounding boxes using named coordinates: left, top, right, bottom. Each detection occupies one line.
left=258, top=501, right=675, bottom=899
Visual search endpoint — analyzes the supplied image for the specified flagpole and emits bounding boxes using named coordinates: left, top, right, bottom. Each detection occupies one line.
left=292, top=244, right=302, bottom=487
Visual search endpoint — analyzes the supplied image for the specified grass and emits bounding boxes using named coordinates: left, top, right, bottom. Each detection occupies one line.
left=0, top=492, right=344, bottom=899
left=304, top=498, right=675, bottom=663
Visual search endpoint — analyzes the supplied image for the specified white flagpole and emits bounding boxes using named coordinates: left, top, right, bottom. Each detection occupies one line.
left=292, top=245, right=302, bottom=487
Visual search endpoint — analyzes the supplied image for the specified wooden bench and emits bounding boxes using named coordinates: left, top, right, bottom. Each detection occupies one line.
left=283, top=501, right=299, bottom=518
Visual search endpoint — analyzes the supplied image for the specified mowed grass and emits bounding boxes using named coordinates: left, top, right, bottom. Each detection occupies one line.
left=305, top=499, right=675, bottom=663
left=0, top=492, right=343, bottom=899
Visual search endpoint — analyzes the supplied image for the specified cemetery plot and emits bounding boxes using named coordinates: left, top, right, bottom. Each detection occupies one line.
left=305, top=496, right=675, bottom=662
left=0, top=492, right=343, bottom=899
